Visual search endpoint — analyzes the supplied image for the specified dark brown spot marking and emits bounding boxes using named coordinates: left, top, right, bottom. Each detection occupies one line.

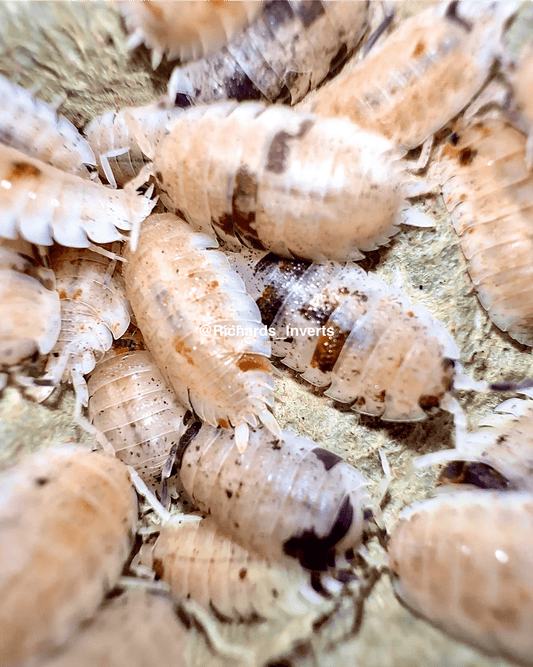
left=239, top=568, right=247, bottom=580
left=152, top=557, right=164, bottom=578
left=8, top=161, right=41, bottom=181
left=309, top=324, right=350, bottom=373
left=312, top=447, right=343, bottom=471
left=265, top=119, right=314, bottom=174
left=236, top=353, right=272, bottom=373
left=293, top=0, right=325, bottom=28
left=491, top=606, right=519, bottom=629
left=218, top=419, right=229, bottom=429
left=231, top=168, right=263, bottom=248
left=413, top=40, right=425, bottom=57
left=458, top=147, right=477, bottom=166
left=418, top=394, right=440, bottom=410
left=174, top=340, right=195, bottom=365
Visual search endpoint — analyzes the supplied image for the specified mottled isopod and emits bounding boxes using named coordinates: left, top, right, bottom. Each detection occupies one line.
left=388, top=490, right=533, bottom=666
left=167, top=1, right=370, bottom=107
left=0, top=144, right=154, bottom=249
left=178, top=425, right=368, bottom=572
left=153, top=101, right=417, bottom=263
left=0, top=445, right=138, bottom=666
left=0, top=74, right=96, bottom=178
left=152, top=516, right=325, bottom=621
left=308, top=1, right=520, bottom=151
left=228, top=249, right=459, bottom=422
left=88, top=346, right=190, bottom=486
left=437, top=114, right=533, bottom=346
left=123, top=213, right=277, bottom=451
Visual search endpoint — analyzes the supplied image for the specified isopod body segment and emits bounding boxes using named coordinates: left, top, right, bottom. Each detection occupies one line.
left=0, top=446, right=138, bottom=666
left=388, top=491, right=533, bottom=667
left=153, top=101, right=406, bottom=263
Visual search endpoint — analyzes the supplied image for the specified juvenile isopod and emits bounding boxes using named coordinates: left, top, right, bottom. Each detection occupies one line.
left=437, top=113, right=533, bottom=346
left=166, top=1, right=370, bottom=107
left=37, top=246, right=131, bottom=415
left=388, top=490, right=533, bottom=666
left=120, top=1, right=262, bottom=67
left=177, top=425, right=369, bottom=572
left=227, top=249, right=459, bottom=422
left=152, top=516, right=326, bottom=620
left=87, top=345, right=190, bottom=486
left=0, top=445, right=138, bottom=666
left=122, top=212, right=278, bottom=451
left=0, top=144, right=154, bottom=249
left=0, top=75, right=96, bottom=178
left=153, top=101, right=427, bottom=264
left=0, top=237, right=60, bottom=390
left=307, top=1, right=521, bottom=154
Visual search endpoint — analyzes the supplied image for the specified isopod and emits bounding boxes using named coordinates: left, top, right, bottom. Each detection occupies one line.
left=122, top=212, right=278, bottom=451
left=152, top=516, right=326, bottom=620
left=437, top=113, right=533, bottom=346
left=0, top=144, right=154, bottom=249
left=166, top=1, right=370, bottom=107
left=178, top=425, right=369, bottom=572
left=37, top=246, right=131, bottom=415
left=87, top=345, right=190, bottom=486
left=227, top=249, right=459, bottom=422
left=39, top=588, right=191, bottom=667
left=84, top=102, right=183, bottom=188
left=0, top=236, right=60, bottom=390
left=120, top=1, right=262, bottom=67
left=307, top=1, right=521, bottom=152
left=0, top=74, right=96, bottom=178
left=388, top=490, right=533, bottom=666
left=153, top=101, right=425, bottom=264
left=0, top=445, right=138, bottom=666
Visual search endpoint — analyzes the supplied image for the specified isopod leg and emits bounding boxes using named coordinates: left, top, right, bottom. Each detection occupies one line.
left=99, top=147, right=130, bottom=189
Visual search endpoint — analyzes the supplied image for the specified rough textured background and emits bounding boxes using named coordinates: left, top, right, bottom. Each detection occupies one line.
left=0, top=2, right=532, bottom=666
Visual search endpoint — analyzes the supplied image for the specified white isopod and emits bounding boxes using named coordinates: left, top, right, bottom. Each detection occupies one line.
left=0, top=74, right=96, bottom=178
left=437, top=113, right=533, bottom=346
left=228, top=249, right=459, bottom=422
left=153, top=101, right=426, bottom=264
left=178, top=425, right=369, bottom=572
left=123, top=213, right=278, bottom=452
left=166, top=1, right=370, bottom=107
left=0, top=445, right=138, bottom=666
left=37, top=246, right=131, bottom=415
left=308, top=1, right=520, bottom=156
left=87, top=345, right=190, bottom=486
left=388, top=490, right=533, bottom=667
left=84, top=102, right=183, bottom=188
left=0, top=237, right=60, bottom=390
left=152, top=516, right=327, bottom=621
left=0, top=144, right=154, bottom=250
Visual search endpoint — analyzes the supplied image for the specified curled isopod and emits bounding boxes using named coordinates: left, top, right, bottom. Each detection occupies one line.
left=0, top=75, right=96, bottom=178
left=388, top=490, right=533, bottom=666
left=84, top=102, right=184, bottom=188
left=120, top=1, right=262, bottom=67
left=228, top=249, right=459, bottom=422
left=39, top=588, right=191, bottom=667
left=152, top=516, right=326, bottom=621
left=0, top=144, right=154, bottom=249
left=437, top=114, right=533, bottom=346
left=87, top=345, right=190, bottom=486
left=178, top=425, right=369, bottom=572
left=123, top=212, right=277, bottom=451
left=36, top=246, right=131, bottom=414
left=0, top=237, right=60, bottom=389
left=153, top=101, right=423, bottom=264
left=166, top=1, right=370, bottom=107
left=0, top=445, right=138, bottom=666
left=308, top=1, right=521, bottom=152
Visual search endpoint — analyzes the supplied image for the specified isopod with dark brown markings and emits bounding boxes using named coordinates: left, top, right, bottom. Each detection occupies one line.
left=0, top=144, right=154, bottom=250
left=152, top=515, right=327, bottom=621
left=123, top=212, right=278, bottom=452
left=227, top=249, right=459, bottom=422
left=0, top=445, right=138, bottom=666
left=0, top=236, right=60, bottom=390
left=36, top=246, right=131, bottom=415
left=166, top=1, right=370, bottom=107
left=437, top=113, right=533, bottom=346
left=0, top=74, right=96, bottom=178
left=178, top=425, right=369, bottom=572
left=388, top=490, right=533, bottom=667
left=308, top=1, right=521, bottom=152
left=153, top=101, right=428, bottom=264
left=87, top=345, right=190, bottom=486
